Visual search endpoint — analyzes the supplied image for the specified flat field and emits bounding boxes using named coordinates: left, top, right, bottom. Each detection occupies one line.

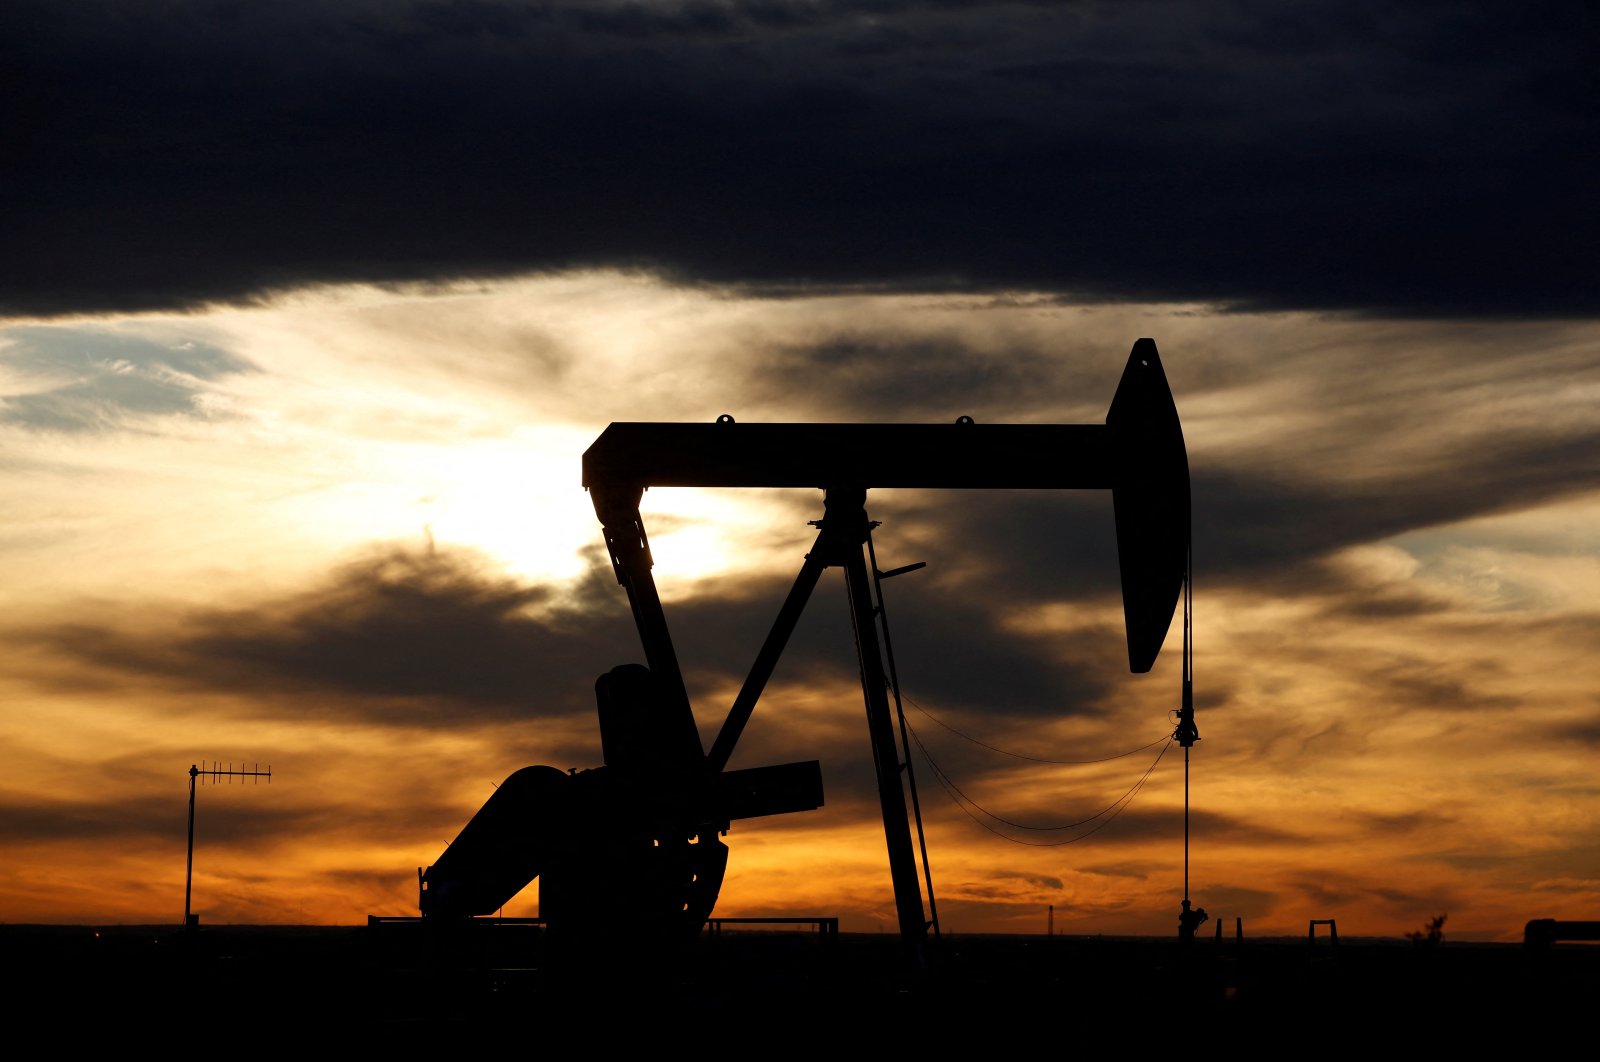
left=6, top=922, right=1592, bottom=1049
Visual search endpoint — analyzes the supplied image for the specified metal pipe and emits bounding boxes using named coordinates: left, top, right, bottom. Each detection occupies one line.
left=830, top=489, right=927, bottom=964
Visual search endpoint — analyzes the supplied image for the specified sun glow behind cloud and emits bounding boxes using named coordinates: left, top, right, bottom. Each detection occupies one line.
left=2, top=272, right=1597, bottom=939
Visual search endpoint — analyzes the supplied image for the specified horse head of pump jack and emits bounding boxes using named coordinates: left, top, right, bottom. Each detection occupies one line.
left=419, top=339, right=1190, bottom=962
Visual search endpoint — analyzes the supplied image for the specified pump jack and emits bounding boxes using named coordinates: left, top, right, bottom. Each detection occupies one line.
left=419, top=339, right=1189, bottom=970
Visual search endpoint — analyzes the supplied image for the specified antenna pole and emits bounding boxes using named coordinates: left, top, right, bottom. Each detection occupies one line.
left=183, top=760, right=272, bottom=930
left=185, top=765, right=198, bottom=929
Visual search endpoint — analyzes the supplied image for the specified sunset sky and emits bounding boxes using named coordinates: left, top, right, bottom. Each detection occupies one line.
left=3, top=2, right=1594, bottom=942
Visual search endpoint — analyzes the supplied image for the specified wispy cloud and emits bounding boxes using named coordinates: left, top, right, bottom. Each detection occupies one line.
left=1, top=276, right=1595, bottom=936
left=0, top=328, right=253, bottom=432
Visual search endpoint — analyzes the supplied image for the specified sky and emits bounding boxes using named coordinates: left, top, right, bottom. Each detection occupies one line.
left=2, top=1, right=1595, bottom=942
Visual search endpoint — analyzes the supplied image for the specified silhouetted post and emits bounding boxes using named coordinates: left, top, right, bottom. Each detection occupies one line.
left=184, top=760, right=272, bottom=930
left=867, top=529, right=940, bottom=943
left=1173, top=540, right=1199, bottom=919
left=828, top=488, right=928, bottom=967
left=184, top=765, right=198, bottom=930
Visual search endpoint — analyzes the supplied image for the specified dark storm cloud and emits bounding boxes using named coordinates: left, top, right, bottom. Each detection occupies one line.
left=19, top=546, right=637, bottom=724
left=0, top=327, right=253, bottom=431
left=1178, top=807, right=1307, bottom=848
left=1193, top=883, right=1276, bottom=917
left=1478, top=841, right=1600, bottom=884
left=900, top=689, right=1181, bottom=790
left=1289, top=870, right=1461, bottom=915
left=929, top=802, right=1291, bottom=852
left=745, top=332, right=1063, bottom=418
left=734, top=314, right=1599, bottom=609
left=1371, top=665, right=1519, bottom=714
left=1345, top=809, right=1459, bottom=838
left=681, top=563, right=1126, bottom=721
left=1196, top=433, right=1600, bottom=586
left=931, top=802, right=1179, bottom=851
left=945, top=880, right=1056, bottom=903
left=919, top=765, right=1178, bottom=848
left=0, top=790, right=307, bottom=845
left=875, top=416, right=1600, bottom=615
left=17, top=538, right=1117, bottom=744
left=1554, top=713, right=1600, bottom=749
left=4, top=1, right=1590, bottom=317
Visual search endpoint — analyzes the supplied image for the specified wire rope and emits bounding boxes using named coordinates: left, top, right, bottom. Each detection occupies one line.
left=1182, top=530, right=1195, bottom=904
left=910, top=721, right=1174, bottom=845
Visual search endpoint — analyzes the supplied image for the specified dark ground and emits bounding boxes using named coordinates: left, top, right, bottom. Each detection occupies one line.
left=6, top=921, right=1594, bottom=1050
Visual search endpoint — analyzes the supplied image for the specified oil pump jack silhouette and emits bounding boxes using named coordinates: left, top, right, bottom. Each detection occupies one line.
left=419, top=339, right=1190, bottom=969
